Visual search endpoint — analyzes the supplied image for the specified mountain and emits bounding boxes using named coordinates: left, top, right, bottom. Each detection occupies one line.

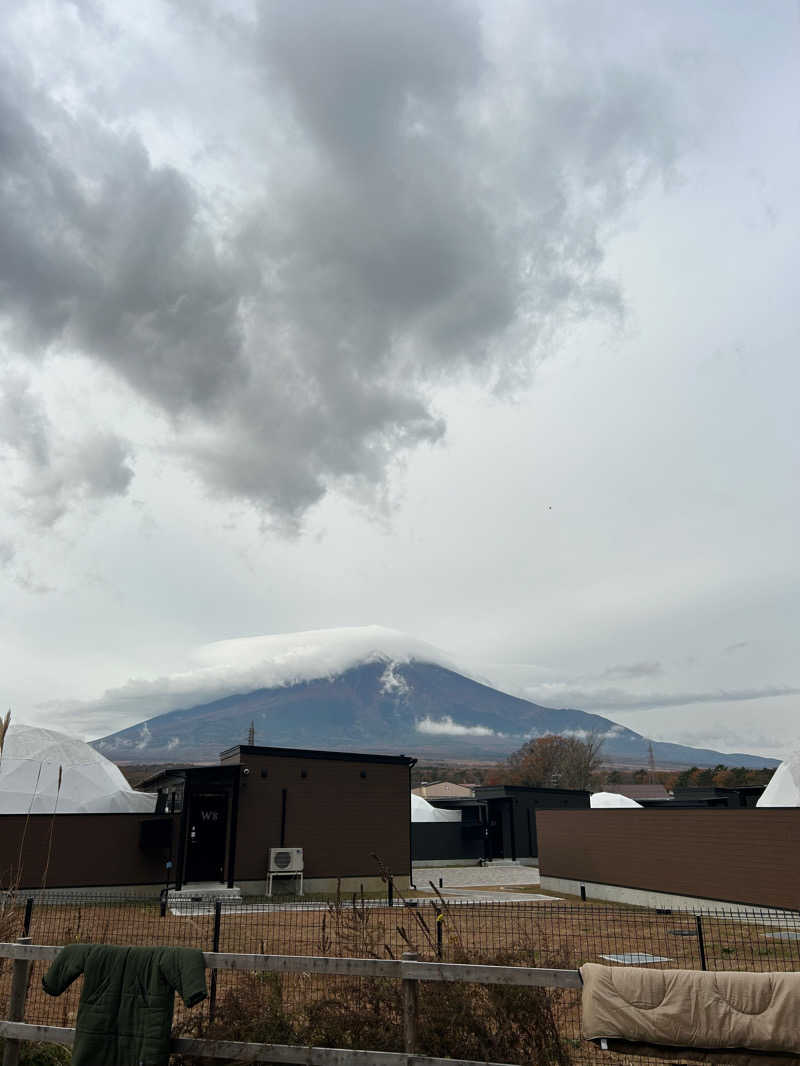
left=93, top=650, right=778, bottom=769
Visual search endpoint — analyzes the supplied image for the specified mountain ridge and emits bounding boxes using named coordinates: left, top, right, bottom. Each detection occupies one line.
left=93, top=659, right=778, bottom=769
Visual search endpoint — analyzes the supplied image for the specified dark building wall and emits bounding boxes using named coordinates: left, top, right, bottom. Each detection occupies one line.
left=537, top=809, right=800, bottom=910
left=411, top=823, right=485, bottom=863
left=0, top=813, right=178, bottom=889
left=474, top=787, right=590, bottom=859
left=672, top=786, right=765, bottom=809
left=233, top=750, right=411, bottom=883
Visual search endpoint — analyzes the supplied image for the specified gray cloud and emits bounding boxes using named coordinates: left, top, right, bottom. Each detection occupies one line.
left=0, top=371, right=133, bottom=527
left=0, top=1, right=681, bottom=528
left=0, top=63, right=246, bottom=412
left=0, top=539, right=14, bottom=567
left=594, top=661, right=663, bottom=681
left=724, top=641, right=750, bottom=654
left=520, top=683, right=800, bottom=712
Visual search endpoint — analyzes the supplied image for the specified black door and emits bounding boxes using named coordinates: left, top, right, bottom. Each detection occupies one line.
left=488, top=801, right=504, bottom=859
left=185, top=792, right=228, bottom=883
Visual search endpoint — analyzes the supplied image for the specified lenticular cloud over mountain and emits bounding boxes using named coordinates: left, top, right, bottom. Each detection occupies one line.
left=76, top=626, right=461, bottom=734
left=190, top=626, right=457, bottom=679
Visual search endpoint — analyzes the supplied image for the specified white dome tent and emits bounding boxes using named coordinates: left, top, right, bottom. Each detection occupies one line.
left=0, top=723, right=155, bottom=814
left=756, top=752, right=800, bottom=807
left=590, top=791, right=643, bottom=809
left=411, top=792, right=461, bottom=822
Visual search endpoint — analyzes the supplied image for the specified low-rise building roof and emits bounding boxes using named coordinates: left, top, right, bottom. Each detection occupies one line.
left=603, top=784, right=669, bottom=801
left=412, top=780, right=475, bottom=799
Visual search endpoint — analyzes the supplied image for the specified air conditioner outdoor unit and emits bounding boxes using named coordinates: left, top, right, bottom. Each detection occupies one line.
left=266, top=847, right=304, bottom=896
left=268, top=847, right=304, bottom=873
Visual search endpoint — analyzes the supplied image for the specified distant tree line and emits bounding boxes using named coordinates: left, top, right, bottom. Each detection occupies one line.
left=413, top=739, right=775, bottom=794
left=668, top=764, right=775, bottom=789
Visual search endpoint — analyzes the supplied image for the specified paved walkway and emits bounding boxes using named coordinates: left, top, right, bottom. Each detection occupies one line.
left=412, top=862, right=558, bottom=903
left=170, top=864, right=556, bottom=913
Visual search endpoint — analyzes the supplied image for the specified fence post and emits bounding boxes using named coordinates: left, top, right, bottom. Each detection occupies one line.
left=388, top=878, right=394, bottom=908
left=2, top=936, right=32, bottom=1066
left=401, top=951, right=419, bottom=1056
left=209, top=900, right=222, bottom=1021
left=695, top=914, right=707, bottom=971
left=22, top=899, right=33, bottom=938
left=435, top=908, right=443, bottom=960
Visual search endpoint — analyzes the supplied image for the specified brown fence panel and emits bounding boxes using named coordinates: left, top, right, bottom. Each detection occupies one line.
left=537, top=809, right=800, bottom=910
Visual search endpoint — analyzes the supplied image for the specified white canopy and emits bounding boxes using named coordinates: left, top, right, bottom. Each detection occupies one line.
left=756, top=754, right=800, bottom=807
left=0, top=724, right=155, bottom=814
left=590, top=791, right=643, bottom=809
left=411, top=793, right=461, bottom=822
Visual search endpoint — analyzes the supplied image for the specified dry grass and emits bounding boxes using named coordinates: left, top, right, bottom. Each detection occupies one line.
left=174, top=947, right=572, bottom=1066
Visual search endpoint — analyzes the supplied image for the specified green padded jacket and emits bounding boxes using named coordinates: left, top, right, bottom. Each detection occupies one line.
left=43, top=944, right=207, bottom=1066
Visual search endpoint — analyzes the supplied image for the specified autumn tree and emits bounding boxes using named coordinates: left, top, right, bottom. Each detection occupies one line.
left=500, top=733, right=604, bottom=791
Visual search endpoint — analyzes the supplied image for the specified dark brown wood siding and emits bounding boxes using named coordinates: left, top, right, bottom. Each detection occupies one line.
left=0, top=813, right=178, bottom=889
left=233, top=752, right=410, bottom=883
left=537, top=809, right=800, bottom=910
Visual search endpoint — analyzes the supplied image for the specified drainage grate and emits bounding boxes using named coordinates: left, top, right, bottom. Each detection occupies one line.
left=669, top=929, right=697, bottom=937
left=600, top=953, right=672, bottom=965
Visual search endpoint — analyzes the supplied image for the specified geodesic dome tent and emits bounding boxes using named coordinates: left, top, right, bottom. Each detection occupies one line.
left=590, top=791, right=642, bottom=809
left=756, top=752, right=800, bottom=807
left=0, top=723, right=156, bottom=814
left=410, top=792, right=461, bottom=822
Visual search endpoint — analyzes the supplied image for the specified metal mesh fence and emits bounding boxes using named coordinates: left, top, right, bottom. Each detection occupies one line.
left=2, top=892, right=799, bottom=1065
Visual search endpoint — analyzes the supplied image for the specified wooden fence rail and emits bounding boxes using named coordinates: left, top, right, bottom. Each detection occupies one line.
left=0, top=941, right=581, bottom=1066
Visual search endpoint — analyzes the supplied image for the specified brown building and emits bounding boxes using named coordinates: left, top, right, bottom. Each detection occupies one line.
left=0, top=744, right=415, bottom=895
left=145, top=744, right=415, bottom=894
left=537, top=808, right=800, bottom=911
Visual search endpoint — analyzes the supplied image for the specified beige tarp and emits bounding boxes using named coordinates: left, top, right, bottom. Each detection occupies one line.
left=581, top=964, right=800, bottom=1055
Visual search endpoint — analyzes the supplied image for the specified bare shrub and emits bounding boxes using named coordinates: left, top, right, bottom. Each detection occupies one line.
left=177, top=972, right=296, bottom=1049
left=174, top=944, right=572, bottom=1066
left=416, top=947, right=571, bottom=1066
left=320, top=883, right=384, bottom=959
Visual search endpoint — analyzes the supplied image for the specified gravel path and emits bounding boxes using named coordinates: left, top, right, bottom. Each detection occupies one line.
left=413, top=863, right=541, bottom=889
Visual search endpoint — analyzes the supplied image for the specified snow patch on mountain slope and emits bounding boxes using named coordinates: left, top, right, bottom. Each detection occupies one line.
left=379, top=660, right=411, bottom=697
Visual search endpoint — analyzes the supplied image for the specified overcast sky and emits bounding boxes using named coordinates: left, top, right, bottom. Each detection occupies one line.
left=1, top=0, right=798, bottom=759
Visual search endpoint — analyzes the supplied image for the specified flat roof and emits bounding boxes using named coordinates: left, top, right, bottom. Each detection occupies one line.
left=604, top=784, right=670, bottom=800
left=220, top=743, right=416, bottom=767
left=137, top=764, right=238, bottom=791
left=474, top=785, right=590, bottom=797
